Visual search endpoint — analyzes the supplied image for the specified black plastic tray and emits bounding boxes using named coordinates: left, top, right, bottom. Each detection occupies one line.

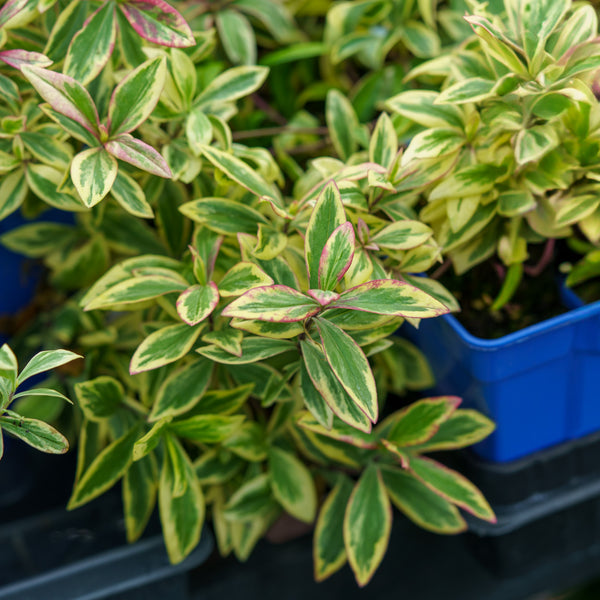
left=465, top=473, right=600, bottom=577
left=446, top=429, right=600, bottom=508
left=0, top=492, right=213, bottom=600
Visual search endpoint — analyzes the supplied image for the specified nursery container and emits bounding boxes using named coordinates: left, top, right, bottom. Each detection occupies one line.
left=0, top=492, right=213, bottom=600
left=403, top=292, right=600, bottom=462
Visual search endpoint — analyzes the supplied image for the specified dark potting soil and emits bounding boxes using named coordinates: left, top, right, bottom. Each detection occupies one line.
left=439, top=262, right=566, bottom=340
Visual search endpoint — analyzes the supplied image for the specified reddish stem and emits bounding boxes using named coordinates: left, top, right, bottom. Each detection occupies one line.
left=524, top=238, right=555, bottom=277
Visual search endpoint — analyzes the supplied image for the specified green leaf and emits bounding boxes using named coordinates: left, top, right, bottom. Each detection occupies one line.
left=22, top=66, right=100, bottom=136
left=498, top=190, right=536, bottom=217
left=269, top=446, right=317, bottom=523
left=199, top=145, right=283, bottom=213
left=17, top=349, right=81, bottom=387
left=74, top=376, right=123, bottom=421
left=330, top=279, right=448, bottom=318
left=344, top=465, right=391, bottom=587
left=410, top=457, right=495, bottom=523
left=170, top=414, right=245, bottom=443
left=68, top=426, right=140, bottom=509
left=159, top=435, right=205, bottom=564
left=197, top=337, right=295, bottom=365
left=223, top=421, right=268, bottom=461
left=464, top=16, right=528, bottom=76
left=21, top=131, right=72, bottom=169
left=380, top=465, right=466, bottom=534
left=186, top=108, right=212, bottom=155
left=84, top=276, right=186, bottom=311
left=297, top=413, right=376, bottom=449
left=299, top=361, right=333, bottom=430
left=261, top=41, right=326, bottom=66
left=315, top=318, right=377, bottom=424
left=550, top=5, right=597, bottom=60
left=253, top=225, right=286, bottom=260
left=193, top=66, right=268, bottom=108
left=369, top=112, right=398, bottom=170
left=436, top=78, right=495, bottom=105
left=45, top=0, right=89, bottom=62
left=71, top=147, right=118, bottom=208
left=194, top=449, right=243, bottom=485
left=150, top=358, right=213, bottom=422
left=180, top=197, right=268, bottom=234
left=230, top=318, right=304, bottom=339
left=515, top=125, right=559, bottom=165
left=385, top=90, right=464, bottom=129
left=133, top=419, right=170, bottom=461
left=63, top=1, right=116, bottom=85
left=385, top=397, right=461, bottom=447
left=556, top=195, right=600, bottom=228
left=216, top=10, right=256, bottom=65
left=416, top=409, right=496, bottom=452
left=123, top=454, right=156, bottom=543
left=176, top=283, right=219, bottom=326
left=0, top=169, right=27, bottom=221
left=0, top=343, right=17, bottom=380
left=402, top=20, right=440, bottom=58
left=531, top=92, right=573, bottom=120
left=224, top=473, right=275, bottom=521
left=0, top=414, right=68, bottom=454
left=326, top=89, right=360, bottom=161
left=108, top=56, right=166, bottom=136
left=371, top=220, right=432, bottom=250
left=319, top=222, right=355, bottom=291
left=201, top=330, right=243, bottom=357
left=300, top=340, right=371, bottom=433
left=305, top=181, right=346, bottom=289
left=218, top=262, right=274, bottom=297
left=314, top=476, right=353, bottom=581
left=26, top=164, right=84, bottom=212
left=130, top=323, right=203, bottom=374
left=111, top=170, right=153, bottom=218
left=233, top=0, right=298, bottom=44
left=222, top=285, right=320, bottom=323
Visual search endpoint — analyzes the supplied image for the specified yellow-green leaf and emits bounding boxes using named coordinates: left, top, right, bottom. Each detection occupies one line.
left=344, top=465, right=392, bottom=587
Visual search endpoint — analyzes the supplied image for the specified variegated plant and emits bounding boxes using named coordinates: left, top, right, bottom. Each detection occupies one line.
left=0, top=0, right=501, bottom=589
left=386, top=0, right=600, bottom=306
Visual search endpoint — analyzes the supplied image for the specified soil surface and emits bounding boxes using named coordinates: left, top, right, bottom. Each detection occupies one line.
left=439, top=262, right=566, bottom=340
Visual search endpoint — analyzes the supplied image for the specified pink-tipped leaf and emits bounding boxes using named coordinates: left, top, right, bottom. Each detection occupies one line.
left=330, top=279, right=450, bottom=318
left=105, top=133, right=172, bottom=178
left=21, top=66, right=100, bottom=137
left=0, top=50, right=52, bottom=70
left=222, top=285, right=320, bottom=323
left=118, top=0, right=195, bottom=47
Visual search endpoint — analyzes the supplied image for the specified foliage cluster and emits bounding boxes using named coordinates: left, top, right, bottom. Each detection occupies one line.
left=1, top=0, right=597, bottom=587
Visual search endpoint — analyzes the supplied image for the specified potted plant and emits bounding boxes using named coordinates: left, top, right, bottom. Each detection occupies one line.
left=382, top=0, right=600, bottom=463
left=0, top=0, right=527, bottom=591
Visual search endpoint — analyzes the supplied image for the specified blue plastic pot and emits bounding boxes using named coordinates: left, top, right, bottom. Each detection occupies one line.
left=0, top=212, right=43, bottom=327
left=403, top=289, right=600, bottom=462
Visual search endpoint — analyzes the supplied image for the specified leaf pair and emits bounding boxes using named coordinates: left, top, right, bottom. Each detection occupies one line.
left=23, top=57, right=171, bottom=209
left=0, top=344, right=80, bottom=458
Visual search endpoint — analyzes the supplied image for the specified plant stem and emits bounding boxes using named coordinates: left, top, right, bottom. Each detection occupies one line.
left=430, top=259, right=452, bottom=280
left=524, top=238, right=555, bottom=277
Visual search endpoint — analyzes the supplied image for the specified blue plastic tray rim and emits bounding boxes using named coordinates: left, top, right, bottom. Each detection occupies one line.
left=440, top=296, right=600, bottom=350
